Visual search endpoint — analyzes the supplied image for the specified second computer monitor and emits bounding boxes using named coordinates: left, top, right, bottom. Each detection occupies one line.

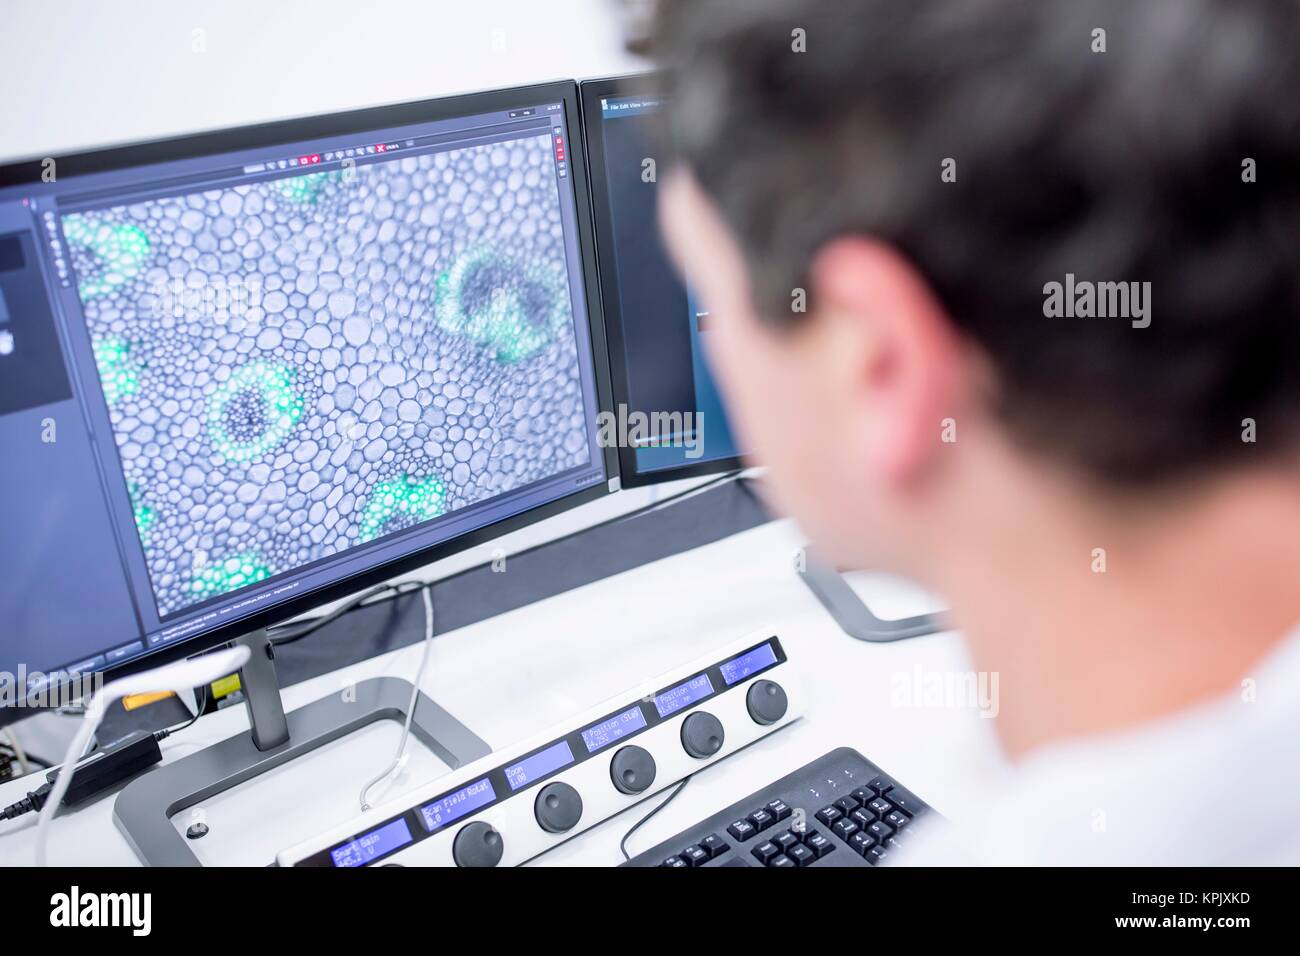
left=581, top=75, right=743, bottom=487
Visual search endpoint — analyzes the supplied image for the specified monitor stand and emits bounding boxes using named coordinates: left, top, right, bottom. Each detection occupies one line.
left=112, top=629, right=490, bottom=867
left=798, top=552, right=950, bottom=642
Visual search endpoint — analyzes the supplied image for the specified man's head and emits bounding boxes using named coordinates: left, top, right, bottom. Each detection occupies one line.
left=653, top=0, right=1300, bottom=580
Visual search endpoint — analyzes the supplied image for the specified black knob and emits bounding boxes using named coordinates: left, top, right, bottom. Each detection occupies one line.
left=534, top=781, right=583, bottom=833
left=746, top=679, right=788, bottom=725
left=610, top=745, right=657, bottom=794
left=680, top=711, right=725, bottom=759
left=452, top=821, right=503, bottom=867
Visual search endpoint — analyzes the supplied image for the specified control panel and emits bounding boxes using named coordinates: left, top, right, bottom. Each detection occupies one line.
left=277, top=631, right=803, bottom=867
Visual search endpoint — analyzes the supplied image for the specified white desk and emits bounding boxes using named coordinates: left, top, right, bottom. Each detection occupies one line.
left=0, top=518, right=1003, bottom=866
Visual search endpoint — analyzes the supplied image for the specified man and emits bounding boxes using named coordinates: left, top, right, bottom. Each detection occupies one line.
left=652, top=0, right=1300, bottom=863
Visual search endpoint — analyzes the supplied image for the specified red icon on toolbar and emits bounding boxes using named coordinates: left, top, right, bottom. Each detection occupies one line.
left=376, top=144, right=386, bottom=153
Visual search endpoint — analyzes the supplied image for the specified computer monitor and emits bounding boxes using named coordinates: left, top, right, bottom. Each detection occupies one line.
left=580, top=74, right=744, bottom=487
left=0, top=81, right=617, bottom=721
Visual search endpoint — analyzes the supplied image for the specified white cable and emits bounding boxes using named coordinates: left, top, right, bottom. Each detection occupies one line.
left=359, top=584, right=434, bottom=812
left=34, top=644, right=251, bottom=867
left=3, top=727, right=30, bottom=775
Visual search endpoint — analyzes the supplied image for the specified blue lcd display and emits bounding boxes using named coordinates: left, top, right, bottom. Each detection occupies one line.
left=330, top=817, right=413, bottom=867
left=581, top=705, right=649, bottom=753
left=720, top=642, right=778, bottom=685
left=504, top=740, right=575, bottom=791
left=419, top=778, right=497, bottom=833
left=655, top=673, right=715, bottom=718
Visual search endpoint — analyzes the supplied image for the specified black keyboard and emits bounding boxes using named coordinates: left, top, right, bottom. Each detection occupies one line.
left=622, top=747, right=936, bottom=867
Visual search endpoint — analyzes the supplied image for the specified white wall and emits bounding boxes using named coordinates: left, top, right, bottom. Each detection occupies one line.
left=1, top=0, right=646, bottom=161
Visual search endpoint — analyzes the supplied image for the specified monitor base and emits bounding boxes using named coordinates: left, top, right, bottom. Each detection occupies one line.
left=798, top=554, right=950, bottom=642
left=112, top=631, right=489, bottom=866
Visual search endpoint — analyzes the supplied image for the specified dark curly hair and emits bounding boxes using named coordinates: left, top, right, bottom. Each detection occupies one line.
left=652, top=0, right=1300, bottom=484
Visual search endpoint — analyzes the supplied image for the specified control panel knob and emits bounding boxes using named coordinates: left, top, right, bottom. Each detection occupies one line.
left=452, top=821, right=504, bottom=867
left=746, top=679, right=788, bottom=725
left=534, top=781, right=583, bottom=833
left=680, top=711, right=725, bottom=759
left=610, top=745, right=657, bottom=794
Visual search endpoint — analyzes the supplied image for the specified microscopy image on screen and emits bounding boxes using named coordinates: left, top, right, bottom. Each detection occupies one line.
left=62, top=132, right=590, bottom=616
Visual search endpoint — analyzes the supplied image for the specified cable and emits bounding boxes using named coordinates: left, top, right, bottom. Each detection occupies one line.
left=3, top=728, right=30, bottom=776
left=33, top=644, right=251, bottom=866
left=620, top=775, right=692, bottom=861
left=157, top=684, right=207, bottom=739
left=267, top=471, right=742, bottom=647
left=358, top=584, right=436, bottom=812
left=269, top=579, right=425, bottom=646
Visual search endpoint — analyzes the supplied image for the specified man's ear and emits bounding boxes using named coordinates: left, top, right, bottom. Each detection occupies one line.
left=808, top=236, right=962, bottom=482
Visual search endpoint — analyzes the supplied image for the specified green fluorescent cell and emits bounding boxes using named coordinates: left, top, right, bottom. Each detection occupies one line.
left=271, top=171, right=336, bottom=204
left=92, top=335, right=140, bottom=406
left=190, top=553, right=271, bottom=601
left=357, top=474, right=447, bottom=543
left=128, top=483, right=155, bottom=544
left=206, top=361, right=305, bottom=462
left=433, top=247, right=567, bottom=364
left=62, top=216, right=151, bottom=299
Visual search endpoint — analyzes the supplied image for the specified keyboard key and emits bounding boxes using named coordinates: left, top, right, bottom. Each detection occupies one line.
left=775, top=831, right=800, bottom=852
left=866, top=845, right=889, bottom=866
left=805, top=831, right=834, bottom=858
left=752, top=840, right=781, bottom=864
left=867, top=797, right=894, bottom=817
left=680, top=845, right=709, bottom=867
left=866, top=775, right=893, bottom=795
left=850, top=787, right=875, bottom=805
left=700, top=833, right=729, bottom=858
left=728, top=819, right=757, bottom=841
left=864, top=819, right=894, bottom=841
left=831, top=818, right=860, bottom=842
left=849, top=831, right=875, bottom=856
left=885, top=811, right=910, bottom=830
left=815, top=805, right=843, bottom=827
left=766, top=799, right=792, bottom=821
left=833, top=796, right=860, bottom=814
left=662, top=856, right=689, bottom=867
left=787, top=843, right=816, bottom=866
left=850, top=808, right=874, bottom=829
left=769, top=854, right=797, bottom=868
left=747, top=808, right=775, bottom=832
left=883, top=785, right=924, bottom=817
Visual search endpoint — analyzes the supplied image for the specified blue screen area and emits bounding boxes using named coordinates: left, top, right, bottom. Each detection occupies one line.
left=504, top=739, right=574, bottom=790
left=419, top=778, right=496, bottom=833
left=581, top=704, right=648, bottom=753
left=720, top=642, right=778, bottom=686
left=0, top=94, right=608, bottom=695
left=596, top=95, right=740, bottom=476
left=330, top=817, right=413, bottom=867
left=654, top=673, right=715, bottom=718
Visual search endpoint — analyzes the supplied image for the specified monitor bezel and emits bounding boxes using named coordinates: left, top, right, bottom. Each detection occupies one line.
left=0, top=80, right=620, bottom=722
left=578, top=73, right=743, bottom=489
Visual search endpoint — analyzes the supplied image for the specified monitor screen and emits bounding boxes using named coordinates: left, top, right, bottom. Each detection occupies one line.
left=581, top=77, right=742, bottom=486
left=0, top=84, right=613, bottom=706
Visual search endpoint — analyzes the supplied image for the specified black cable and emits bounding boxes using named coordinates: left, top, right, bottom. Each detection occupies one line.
left=156, top=684, right=208, bottom=739
left=619, top=775, right=692, bottom=861
left=268, top=579, right=424, bottom=646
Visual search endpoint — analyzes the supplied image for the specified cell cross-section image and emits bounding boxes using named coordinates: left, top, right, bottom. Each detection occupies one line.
left=63, top=133, right=591, bottom=617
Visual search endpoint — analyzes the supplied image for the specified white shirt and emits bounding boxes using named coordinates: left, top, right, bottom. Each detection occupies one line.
left=899, top=625, right=1300, bottom=865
